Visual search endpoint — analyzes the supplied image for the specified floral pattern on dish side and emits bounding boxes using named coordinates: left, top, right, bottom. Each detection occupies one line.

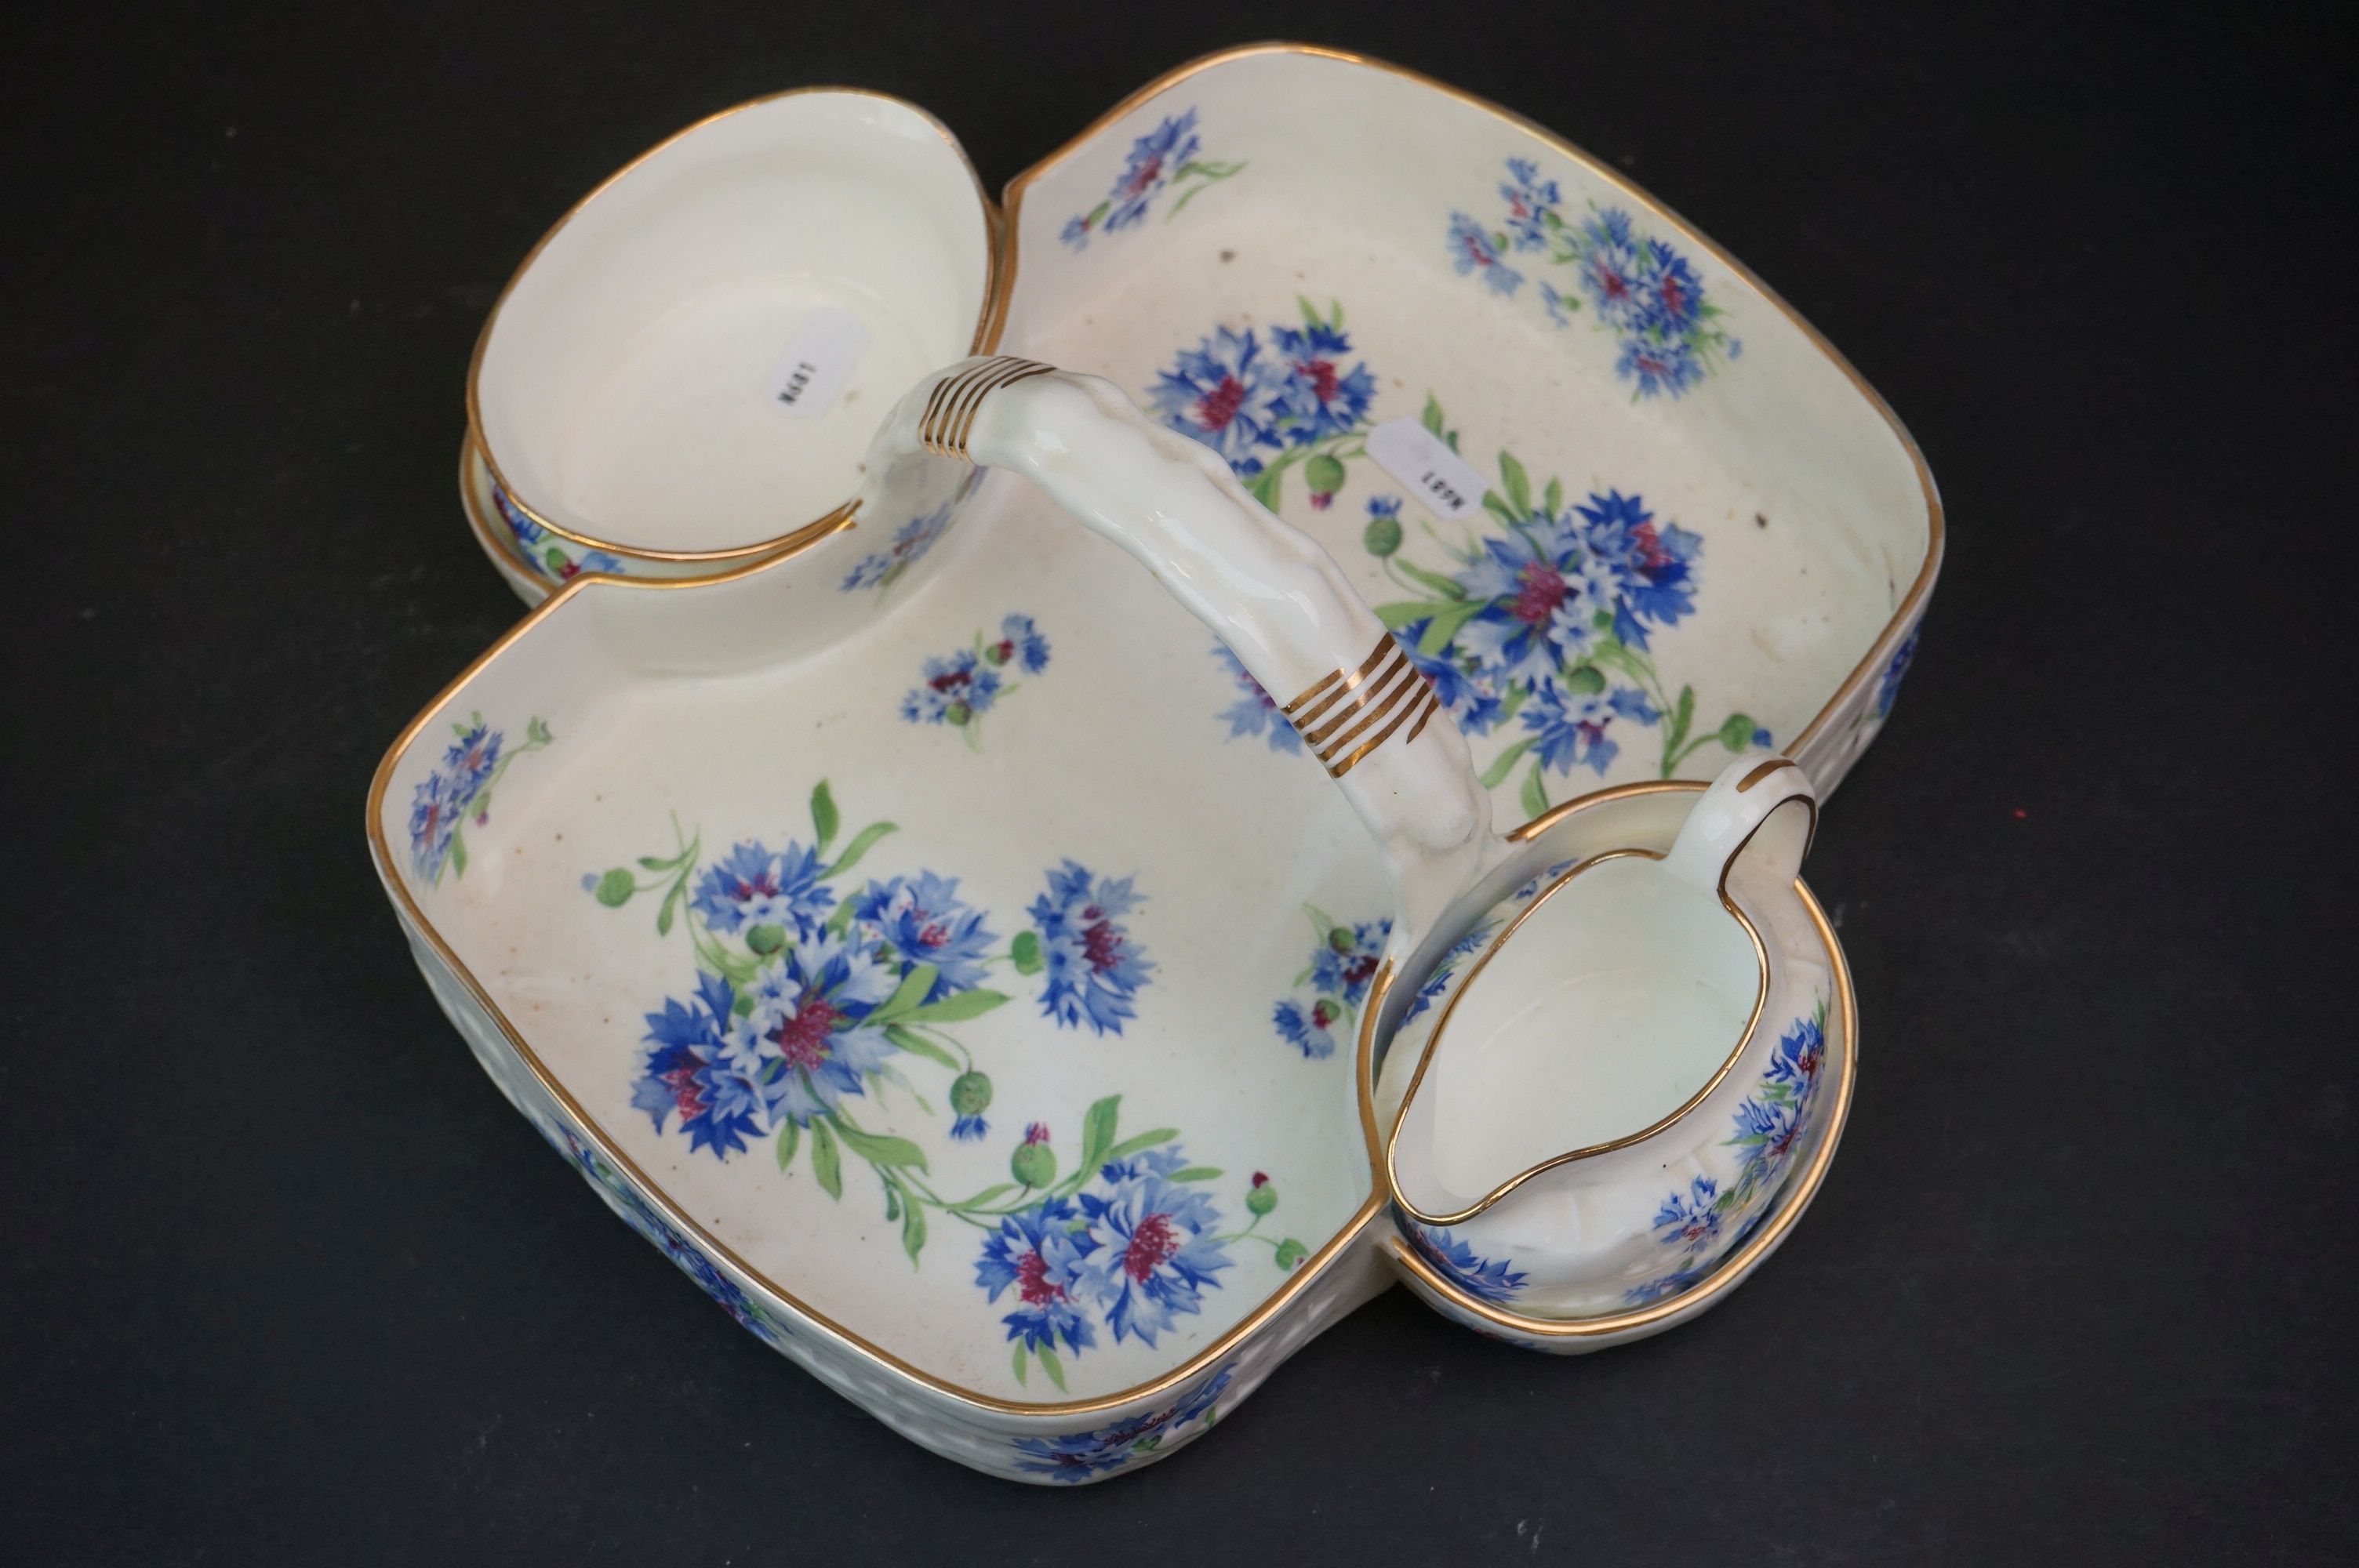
left=406, top=710, right=551, bottom=885
left=584, top=782, right=1158, bottom=1265
left=537, top=1120, right=793, bottom=1350
left=1012, top=1368, right=1234, bottom=1481
left=1146, top=310, right=1761, bottom=807
left=840, top=471, right=985, bottom=594
left=1150, top=297, right=1376, bottom=515
left=902, top=615, right=1051, bottom=748
left=493, top=486, right=625, bottom=582
left=1021, top=861, right=1152, bottom=1036
left=1871, top=626, right=1920, bottom=722
left=1625, top=997, right=1830, bottom=1305
left=1449, top=161, right=1740, bottom=400
left=1408, top=1222, right=1528, bottom=1305
left=1272, top=908, right=1390, bottom=1060
left=1362, top=399, right=1768, bottom=813
left=1209, top=644, right=1303, bottom=755
left=1060, top=108, right=1244, bottom=249
left=978, top=1101, right=1307, bottom=1390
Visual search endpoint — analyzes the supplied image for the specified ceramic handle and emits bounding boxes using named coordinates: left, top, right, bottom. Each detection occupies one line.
left=1658, top=754, right=1819, bottom=895
left=868, top=356, right=1496, bottom=939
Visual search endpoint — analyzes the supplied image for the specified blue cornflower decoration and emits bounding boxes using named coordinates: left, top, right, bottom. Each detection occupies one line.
left=1212, top=644, right=1302, bottom=753
left=1029, top=861, right=1153, bottom=1034
left=1649, top=1175, right=1725, bottom=1251
left=1310, top=920, right=1390, bottom=1007
left=1010, top=1367, right=1233, bottom=1481
left=689, top=839, right=835, bottom=937
left=1525, top=681, right=1659, bottom=778
left=987, top=613, right=1052, bottom=674
left=407, top=771, right=462, bottom=881
left=712, top=930, right=900, bottom=1128
left=901, top=647, right=1003, bottom=727
left=1104, top=110, right=1201, bottom=232
left=1269, top=319, right=1376, bottom=445
left=1448, top=212, right=1522, bottom=296
left=1618, top=333, right=1707, bottom=399
left=1391, top=624, right=1507, bottom=735
left=855, top=871, right=995, bottom=1000
left=1150, top=325, right=1289, bottom=470
left=1402, top=922, right=1495, bottom=1023
left=1574, top=207, right=1651, bottom=331
left=841, top=498, right=954, bottom=592
left=976, top=1196, right=1098, bottom=1357
left=1874, top=626, right=1920, bottom=720
left=1581, top=490, right=1702, bottom=645
left=1076, top=1150, right=1231, bottom=1346
left=1768, top=1014, right=1826, bottom=1092
left=630, top=971, right=761, bottom=1157
left=1273, top=998, right=1339, bottom=1061
left=441, top=721, right=503, bottom=800
left=1411, top=1224, right=1526, bottom=1304
left=1499, top=157, right=1561, bottom=250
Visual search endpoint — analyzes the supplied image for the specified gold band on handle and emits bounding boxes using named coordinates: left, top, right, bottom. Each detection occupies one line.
left=1285, top=633, right=1440, bottom=778
left=919, top=357, right=1054, bottom=458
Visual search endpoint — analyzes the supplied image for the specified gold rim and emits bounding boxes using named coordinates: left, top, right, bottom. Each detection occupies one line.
left=986, top=42, right=1943, bottom=777
left=1381, top=844, right=1772, bottom=1226
left=390, top=43, right=1913, bottom=1414
left=457, top=432, right=554, bottom=597
left=366, top=567, right=1387, bottom=1417
left=466, top=87, right=1000, bottom=565
left=1380, top=870, right=1856, bottom=1339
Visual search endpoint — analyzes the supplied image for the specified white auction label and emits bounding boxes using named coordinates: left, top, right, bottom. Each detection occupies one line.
left=1365, top=416, right=1489, bottom=521
left=763, top=307, right=869, bottom=418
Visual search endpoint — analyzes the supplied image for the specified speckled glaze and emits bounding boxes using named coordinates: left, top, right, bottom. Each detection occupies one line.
left=388, top=45, right=1925, bottom=1482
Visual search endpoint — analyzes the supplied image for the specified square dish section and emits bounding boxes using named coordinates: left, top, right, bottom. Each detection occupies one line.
left=373, top=514, right=1391, bottom=1403
left=993, top=45, right=1939, bottom=817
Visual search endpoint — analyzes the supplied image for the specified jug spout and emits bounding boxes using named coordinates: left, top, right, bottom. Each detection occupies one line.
left=1387, top=754, right=1819, bottom=1231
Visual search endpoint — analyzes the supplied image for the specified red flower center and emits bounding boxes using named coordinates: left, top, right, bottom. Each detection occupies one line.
left=1295, top=358, right=1340, bottom=405
left=769, top=996, right=839, bottom=1073
left=660, top=1062, right=707, bottom=1120
left=1632, top=520, right=1670, bottom=570
left=1196, top=374, right=1248, bottom=434
left=1123, top=1212, right=1180, bottom=1283
left=1081, top=919, right=1125, bottom=974
left=1121, top=155, right=1163, bottom=199
left=732, top=872, right=780, bottom=901
left=1462, top=234, right=1493, bottom=267
left=917, top=920, right=949, bottom=950
left=1513, top=561, right=1568, bottom=626
left=1016, top=1250, right=1066, bottom=1305
left=1658, top=274, right=1688, bottom=318
left=929, top=666, right=972, bottom=693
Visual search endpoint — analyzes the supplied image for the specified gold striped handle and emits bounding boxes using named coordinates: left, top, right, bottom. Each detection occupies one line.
left=918, top=356, right=1054, bottom=459
left=1284, top=633, right=1442, bottom=779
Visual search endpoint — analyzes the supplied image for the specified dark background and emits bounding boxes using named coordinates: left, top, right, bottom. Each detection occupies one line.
left=5, top=2, right=2352, bottom=1561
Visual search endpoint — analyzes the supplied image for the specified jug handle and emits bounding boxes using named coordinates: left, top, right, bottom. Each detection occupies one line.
left=1657, top=753, right=1819, bottom=897
left=863, top=357, right=1497, bottom=942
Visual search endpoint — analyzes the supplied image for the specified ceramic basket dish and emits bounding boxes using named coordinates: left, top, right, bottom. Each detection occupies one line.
left=375, top=44, right=1937, bottom=1483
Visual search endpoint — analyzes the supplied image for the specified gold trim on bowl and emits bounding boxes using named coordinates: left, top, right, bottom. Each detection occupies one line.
left=1379, top=867, right=1857, bottom=1341
left=464, top=86, right=1001, bottom=568
left=1381, top=843, right=1774, bottom=1228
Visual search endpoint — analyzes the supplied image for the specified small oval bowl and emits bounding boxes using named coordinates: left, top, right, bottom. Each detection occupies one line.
left=467, top=88, right=996, bottom=580
left=1380, top=762, right=1841, bottom=1322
